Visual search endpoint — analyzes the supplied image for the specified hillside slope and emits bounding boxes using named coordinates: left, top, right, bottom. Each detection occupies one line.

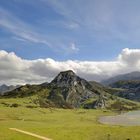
left=102, top=71, right=140, bottom=85
left=109, top=80, right=140, bottom=102
left=1, top=70, right=140, bottom=110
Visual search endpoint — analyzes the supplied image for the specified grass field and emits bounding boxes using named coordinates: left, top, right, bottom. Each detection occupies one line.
left=0, top=98, right=140, bottom=140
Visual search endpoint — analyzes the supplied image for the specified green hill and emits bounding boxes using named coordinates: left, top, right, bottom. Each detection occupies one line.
left=1, top=70, right=140, bottom=111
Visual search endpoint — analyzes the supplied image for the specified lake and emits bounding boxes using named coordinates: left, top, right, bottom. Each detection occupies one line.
left=99, top=110, right=140, bottom=126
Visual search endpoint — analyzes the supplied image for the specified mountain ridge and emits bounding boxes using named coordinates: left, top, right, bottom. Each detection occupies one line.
left=109, top=80, right=140, bottom=102
left=102, top=71, right=140, bottom=85
left=0, top=84, right=20, bottom=95
left=1, top=70, right=140, bottom=110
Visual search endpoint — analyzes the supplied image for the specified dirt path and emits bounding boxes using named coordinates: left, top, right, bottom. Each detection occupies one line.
left=9, top=128, right=52, bottom=140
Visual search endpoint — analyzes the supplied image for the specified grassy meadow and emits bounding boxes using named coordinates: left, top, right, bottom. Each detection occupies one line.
left=0, top=97, right=140, bottom=140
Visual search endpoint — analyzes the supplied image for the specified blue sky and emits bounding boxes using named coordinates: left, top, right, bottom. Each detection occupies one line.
left=0, top=0, right=140, bottom=61
left=1, top=0, right=140, bottom=84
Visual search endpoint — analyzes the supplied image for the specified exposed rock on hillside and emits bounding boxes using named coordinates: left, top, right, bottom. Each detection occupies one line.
left=109, top=80, right=140, bottom=101
left=46, top=70, right=99, bottom=108
left=2, top=70, right=140, bottom=110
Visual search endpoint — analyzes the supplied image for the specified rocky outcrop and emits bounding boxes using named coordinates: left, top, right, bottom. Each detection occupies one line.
left=3, top=70, right=139, bottom=110
left=110, top=80, right=140, bottom=101
left=46, top=70, right=100, bottom=108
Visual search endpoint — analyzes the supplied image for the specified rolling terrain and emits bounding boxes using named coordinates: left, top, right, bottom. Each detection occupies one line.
left=1, top=105, right=140, bottom=140
left=1, top=70, right=140, bottom=111
left=109, top=80, right=140, bottom=102
left=0, top=70, right=140, bottom=139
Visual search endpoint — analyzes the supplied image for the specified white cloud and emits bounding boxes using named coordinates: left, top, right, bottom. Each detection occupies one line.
left=118, top=48, right=140, bottom=66
left=43, top=19, right=80, bottom=30
left=0, top=48, right=140, bottom=85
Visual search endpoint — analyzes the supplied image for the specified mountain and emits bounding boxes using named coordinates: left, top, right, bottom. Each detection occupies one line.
left=46, top=70, right=103, bottom=108
left=102, top=71, right=140, bottom=86
left=38, top=70, right=140, bottom=110
left=1, top=70, right=140, bottom=110
left=2, top=84, right=43, bottom=97
left=109, top=80, right=140, bottom=102
left=0, top=84, right=19, bottom=95
left=101, top=71, right=140, bottom=102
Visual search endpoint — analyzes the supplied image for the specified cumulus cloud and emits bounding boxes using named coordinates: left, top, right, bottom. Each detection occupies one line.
left=118, top=48, right=140, bottom=66
left=0, top=48, right=140, bottom=85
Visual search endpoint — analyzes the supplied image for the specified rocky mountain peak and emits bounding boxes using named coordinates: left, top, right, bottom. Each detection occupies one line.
left=47, top=70, right=100, bottom=108
left=50, top=70, right=89, bottom=88
left=60, top=70, right=76, bottom=76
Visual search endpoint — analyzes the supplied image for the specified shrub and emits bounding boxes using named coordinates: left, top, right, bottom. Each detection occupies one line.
left=10, top=103, right=19, bottom=107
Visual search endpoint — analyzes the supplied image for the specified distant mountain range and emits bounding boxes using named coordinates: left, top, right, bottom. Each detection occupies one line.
left=100, top=71, right=140, bottom=102
left=0, top=84, right=20, bottom=95
left=1, top=70, right=139, bottom=110
left=102, top=71, right=140, bottom=85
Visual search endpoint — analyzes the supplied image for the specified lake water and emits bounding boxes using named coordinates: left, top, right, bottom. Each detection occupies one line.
left=99, top=110, right=140, bottom=126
